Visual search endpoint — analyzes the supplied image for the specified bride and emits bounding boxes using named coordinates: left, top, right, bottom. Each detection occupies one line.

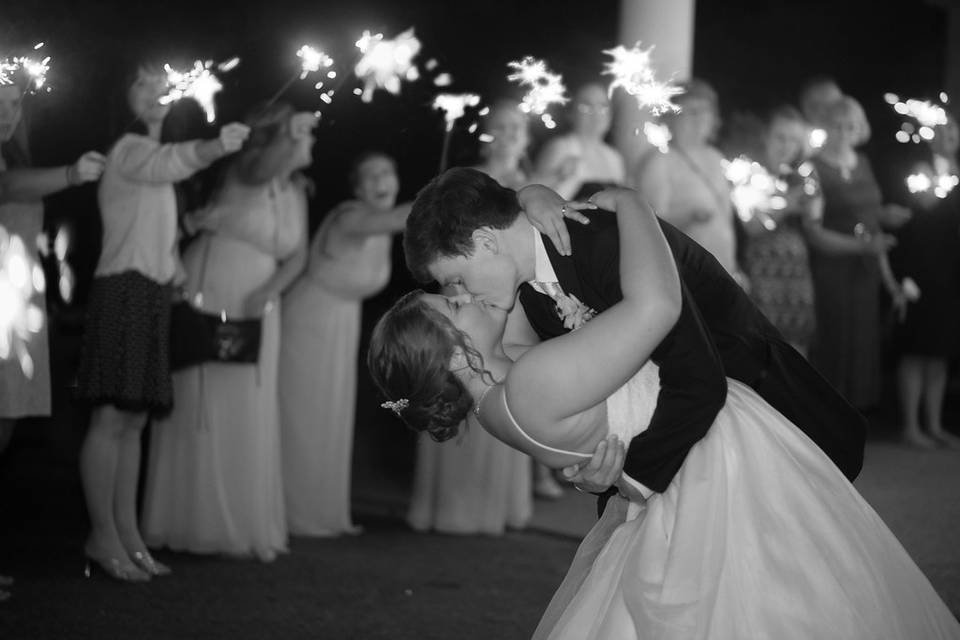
left=368, top=187, right=960, bottom=639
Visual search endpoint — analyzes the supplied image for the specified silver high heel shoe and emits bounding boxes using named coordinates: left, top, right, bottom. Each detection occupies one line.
left=83, top=554, right=150, bottom=582
left=131, top=550, right=171, bottom=577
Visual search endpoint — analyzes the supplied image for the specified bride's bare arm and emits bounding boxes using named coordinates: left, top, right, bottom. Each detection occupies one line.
left=508, top=187, right=681, bottom=424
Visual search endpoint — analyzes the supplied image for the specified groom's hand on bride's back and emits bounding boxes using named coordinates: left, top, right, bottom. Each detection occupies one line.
left=517, top=184, right=594, bottom=257
left=562, top=435, right=627, bottom=494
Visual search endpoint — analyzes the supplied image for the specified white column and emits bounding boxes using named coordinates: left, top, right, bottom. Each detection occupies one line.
left=614, top=0, right=696, bottom=175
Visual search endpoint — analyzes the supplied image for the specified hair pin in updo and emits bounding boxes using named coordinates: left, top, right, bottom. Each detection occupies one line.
left=381, top=398, right=409, bottom=417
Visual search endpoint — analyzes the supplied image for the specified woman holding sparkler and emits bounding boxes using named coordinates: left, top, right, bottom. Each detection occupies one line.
left=75, top=63, right=249, bottom=581
left=0, top=72, right=105, bottom=452
left=733, top=105, right=820, bottom=356
left=0, top=63, right=105, bottom=602
left=142, top=102, right=310, bottom=561
left=278, top=150, right=406, bottom=537
left=634, top=79, right=745, bottom=283
left=806, top=96, right=910, bottom=411
left=535, top=83, right=625, bottom=201
left=890, top=112, right=960, bottom=448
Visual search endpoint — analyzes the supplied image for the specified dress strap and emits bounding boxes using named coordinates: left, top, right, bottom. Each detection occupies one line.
left=498, top=385, right=591, bottom=462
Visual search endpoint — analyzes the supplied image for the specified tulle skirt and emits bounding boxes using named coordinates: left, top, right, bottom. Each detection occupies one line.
left=534, top=380, right=960, bottom=639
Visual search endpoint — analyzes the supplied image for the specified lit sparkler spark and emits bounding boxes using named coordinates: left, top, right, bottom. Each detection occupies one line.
left=886, top=93, right=947, bottom=128
left=643, top=121, right=671, bottom=153
left=602, top=43, right=681, bottom=116
left=0, top=226, right=45, bottom=377
left=906, top=169, right=958, bottom=199
left=0, top=43, right=52, bottom=93
left=354, top=29, right=422, bottom=103
left=506, top=56, right=568, bottom=119
left=808, top=128, right=827, bottom=149
left=723, top=156, right=783, bottom=230
left=159, top=60, right=228, bottom=123
left=297, top=45, right=334, bottom=79
left=433, top=93, right=481, bottom=130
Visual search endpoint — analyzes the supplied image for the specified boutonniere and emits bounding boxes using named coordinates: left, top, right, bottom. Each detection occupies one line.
left=554, top=291, right=596, bottom=330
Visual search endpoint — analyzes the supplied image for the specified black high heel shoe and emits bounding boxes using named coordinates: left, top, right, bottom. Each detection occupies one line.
left=131, top=551, right=171, bottom=577
left=83, top=554, right=150, bottom=582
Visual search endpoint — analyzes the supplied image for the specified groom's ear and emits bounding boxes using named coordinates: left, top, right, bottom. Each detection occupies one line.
left=471, top=227, right=499, bottom=255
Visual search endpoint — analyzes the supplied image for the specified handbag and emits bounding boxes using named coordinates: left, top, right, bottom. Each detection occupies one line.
left=169, top=234, right=263, bottom=371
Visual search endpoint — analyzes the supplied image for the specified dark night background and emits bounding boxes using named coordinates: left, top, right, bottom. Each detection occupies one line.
left=0, top=0, right=952, bottom=469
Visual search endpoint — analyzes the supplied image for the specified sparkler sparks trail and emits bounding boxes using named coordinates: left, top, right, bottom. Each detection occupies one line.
left=0, top=43, right=52, bottom=93
left=642, top=121, right=671, bottom=153
left=506, top=57, right=567, bottom=127
left=159, top=60, right=231, bottom=123
left=887, top=93, right=949, bottom=145
left=603, top=43, right=682, bottom=116
left=723, top=156, right=785, bottom=230
left=296, top=45, right=334, bottom=79
left=354, top=29, right=421, bottom=103
left=0, top=226, right=45, bottom=378
left=433, top=93, right=481, bottom=130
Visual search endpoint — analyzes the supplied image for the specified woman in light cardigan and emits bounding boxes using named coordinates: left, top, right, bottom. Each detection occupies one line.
left=74, top=64, right=248, bottom=582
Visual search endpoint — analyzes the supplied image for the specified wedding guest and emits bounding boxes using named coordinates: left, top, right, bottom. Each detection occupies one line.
left=142, top=103, right=303, bottom=562
left=278, top=151, right=407, bottom=536
left=474, top=99, right=564, bottom=500
left=635, top=79, right=744, bottom=283
left=535, top=82, right=625, bottom=200
left=75, top=63, right=248, bottom=580
left=0, top=77, right=105, bottom=453
left=891, top=112, right=960, bottom=448
left=807, top=96, right=910, bottom=410
left=733, top=106, right=820, bottom=355
left=799, top=76, right=843, bottom=153
left=0, top=66, right=105, bottom=603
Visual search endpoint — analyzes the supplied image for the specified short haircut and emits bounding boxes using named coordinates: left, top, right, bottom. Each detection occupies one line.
left=403, top=167, right=520, bottom=283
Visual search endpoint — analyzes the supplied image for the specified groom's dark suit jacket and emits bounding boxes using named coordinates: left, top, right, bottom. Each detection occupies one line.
left=518, top=212, right=867, bottom=505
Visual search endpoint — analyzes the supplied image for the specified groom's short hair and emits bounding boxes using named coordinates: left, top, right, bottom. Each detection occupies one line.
left=404, top=167, right=521, bottom=283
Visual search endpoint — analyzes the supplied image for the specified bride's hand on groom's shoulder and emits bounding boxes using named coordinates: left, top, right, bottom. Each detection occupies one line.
left=587, top=187, right=639, bottom=212
left=561, top=435, right=627, bottom=494
left=517, top=184, right=595, bottom=257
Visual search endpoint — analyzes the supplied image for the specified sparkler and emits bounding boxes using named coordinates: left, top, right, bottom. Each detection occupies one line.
left=354, top=29, right=421, bottom=103
left=886, top=93, right=948, bottom=144
left=603, top=43, right=682, bottom=116
left=433, top=93, right=481, bottom=172
left=506, top=57, right=567, bottom=127
left=642, top=121, right=671, bottom=153
left=0, top=42, right=52, bottom=94
left=0, top=226, right=45, bottom=378
left=723, top=156, right=785, bottom=231
left=265, top=44, right=334, bottom=107
left=159, top=59, right=233, bottom=123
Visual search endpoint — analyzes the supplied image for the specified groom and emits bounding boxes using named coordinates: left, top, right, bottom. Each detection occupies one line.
left=404, top=168, right=867, bottom=502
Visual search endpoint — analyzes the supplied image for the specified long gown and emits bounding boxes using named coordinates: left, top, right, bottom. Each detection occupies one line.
left=407, top=423, right=532, bottom=536
left=517, top=363, right=960, bottom=639
left=142, top=178, right=305, bottom=561
left=278, top=213, right=392, bottom=536
left=808, top=154, right=883, bottom=408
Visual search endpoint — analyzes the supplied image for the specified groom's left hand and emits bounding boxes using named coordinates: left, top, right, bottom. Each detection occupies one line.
left=517, top=184, right=594, bottom=257
left=562, top=435, right=626, bottom=494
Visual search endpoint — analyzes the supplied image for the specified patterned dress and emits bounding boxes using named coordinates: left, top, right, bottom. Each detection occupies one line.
left=743, top=168, right=818, bottom=351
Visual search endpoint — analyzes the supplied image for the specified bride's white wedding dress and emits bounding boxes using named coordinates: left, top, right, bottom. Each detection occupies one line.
left=508, top=363, right=960, bottom=639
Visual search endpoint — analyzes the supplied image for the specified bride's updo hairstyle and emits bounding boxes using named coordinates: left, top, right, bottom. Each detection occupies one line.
left=368, top=290, right=490, bottom=442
